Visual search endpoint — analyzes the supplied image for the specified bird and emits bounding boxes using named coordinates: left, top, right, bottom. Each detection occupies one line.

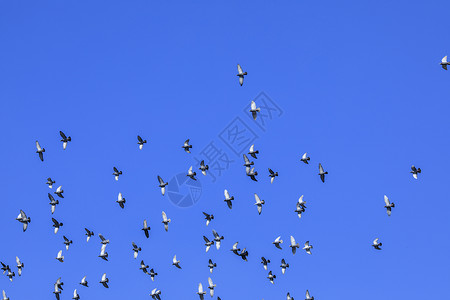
left=98, top=244, right=109, bottom=261
left=182, top=139, right=192, bottom=153
left=99, top=273, right=109, bottom=288
left=72, top=289, right=80, bottom=300
left=15, top=256, right=23, bottom=276
left=212, top=229, right=224, bottom=250
left=280, top=258, right=289, bottom=274
left=35, top=140, right=45, bottom=161
left=63, top=236, right=73, bottom=250
left=268, top=168, right=278, bottom=184
left=48, top=193, right=59, bottom=214
left=139, top=260, right=149, bottom=274
left=441, top=55, right=449, bottom=70
left=295, top=196, right=306, bottom=219
left=157, top=176, right=168, bottom=196
left=208, top=259, right=217, bottom=273
left=56, top=250, right=64, bottom=262
left=289, top=236, right=300, bottom=254
left=112, top=167, right=122, bottom=181
left=52, top=217, right=63, bottom=234
left=55, top=278, right=64, bottom=292
left=59, top=131, right=71, bottom=150
left=250, top=100, right=260, bottom=120
left=301, top=152, right=310, bottom=164
left=187, top=166, right=197, bottom=181
left=239, top=248, right=249, bottom=261
left=2, top=290, right=9, bottom=300
left=267, top=271, right=276, bottom=284
left=303, top=241, right=313, bottom=254
left=54, top=281, right=62, bottom=300
left=85, top=228, right=94, bottom=242
left=230, top=242, right=241, bottom=255
left=254, top=193, right=265, bottom=215
left=16, top=209, right=31, bottom=232
left=384, top=195, right=395, bottom=216
left=54, top=185, right=64, bottom=198
left=248, top=144, right=259, bottom=159
left=297, top=195, right=307, bottom=209
left=287, top=292, right=294, bottom=300
left=150, top=288, right=161, bottom=300
left=199, top=160, right=209, bottom=175
left=203, top=236, right=214, bottom=252
left=99, top=233, right=109, bottom=245
left=372, top=238, right=382, bottom=250
left=224, top=189, right=234, bottom=209
left=207, top=277, right=216, bottom=298
left=137, top=135, right=147, bottom=150
left=149, top=268, right=158, bottom=281
left=237, top=64, right=247, bottom=86
left=132, top=242, right=141, bottom=259
left=162, top=211, right=171, bottom=231
left=318, top=163, right=328, bottom=183
left=243, top=154, right=254, bottom=168
left=6, top=269, right=14, bottom=282
left=246, top=166, right=258, bottom=181
left=202, top=212, right=214, bottom=226
left=116, top=192, right=126, bottom=209
left=261, top=257, right=271, bottom=270
left=0, top=262, right=10, bottom=274
left=197, top=283, right=206, bottom=300
left=142, top=219, right=151, bottom=238
left=273, top=236, right=283, bottom=249
left=411, top=165, right=421, bottom=179
left=172, top=255, right=181, bottom=269
left=305, top=290, right=314, bottom=300
left=80, top=276, right=88, bottom=287
left=46, top=177, right=55, bottom=188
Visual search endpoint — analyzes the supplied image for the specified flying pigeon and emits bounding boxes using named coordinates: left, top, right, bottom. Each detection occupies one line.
left=149, top=268, right=158, bottom=281
left=172, top=255, right=181, bottom=269
left=59, top=131, right=71, bottom=150
left=273, top=236, right=283, bottom=249
left=182, top=139, right=192, bottom=153
left=112, top=167, right=122, bottom=181
left=199, top=160, right=209, bottom=176
left=207, top=277, right=216, bottom=298
left=99, top=233, right=109, bottom=245
left=203, top=236, right=214, bottom=252
left=52, top=217, right=63, bottom=234
left=287, top=292, right=294, bottom=300
left=63, top=236, right=73, bottom=250
left=301, top=152, right=310, bottom=164
left=54, top=281, right=62, bottom=300
left=268, top=168, right=278, bottom=184
left=46, top=177, right=55, bottom=188
left=441, top=55, right=449, bottom=70
left=249, top=101, right=260, bottom=120
left=6, top=269, right=14, bottom=282
left=16, top=210, right=31, bottom=232
left=248, top=144, right=259, bottom=159
left=212, top=229, right=224, bottom=250
left=246, top=166, right=258, bottom=181
left=280, top=258, right=289, bottom=274
left=295, top=196, right=306, bottom=218
left=142, top=219, right=150, bottom=238
left=372, top=238, right=382, bottom=250
left=150, top=288, right=161, bottom=300
left=157, top=176, right=168, bottom=195
left=305, top=289, right=314, bottom=300
left=230, top=242, right=241, bottom=255
left=80, top=276, right=88, bottom=287
left=56, top=250, right=64, bottom=262
left=254, top=193, right=265, bottom=215
left=261, top=257, right=271, bottom=270
left=187, top=166, right=197, bottom=181
left=162, top=211, right=171, bottom=231
left=303, top=241, right=313, bottom=254
left=290, top=236, right=300, bottom=255
left=197, top=283, right=206, bottom=300
left=202, top=212, right=214, bottom=226
left=98, top=244, right=108, bottom=261
left=411, top=165, right=421, bottom=179
left=54, top=185, right=64, bottom=198
left=267, top=271, right=276, bottom=284
left=243, top=154, right=254, bottom=168
left=55, top=277, right=64, bottom=291
left=35, top=140, right=45, bottom=161
left=384, top=195, right=395, bottom=216
left=0, top=262, right=10, bottom=274
left=116, top=192, right=126, bottom=209
left=318, top=163, right=328, bottom=183
left=208, top=259, right=217, bottom=273
left=139, top=260, right=149, bottom=274
left=224, top=189, right=234, bottom=209
left=99, top=273, right=109, bottom=288
left=237, top=64, right=247, bottom=86
left=85, top=228, right=94, bottom=242
left=239, top=248, right=249, bottom=261
left=2, top=290, right=9, bottom=300
left=132, top=242, right=141, bottom=259
left=15, top=256, right=23, bottom=276
left=48, top=193, right=59, bottom=214
left=137, top=135, right=147, bottom=150
left=72, top=289, right=79, bottom=300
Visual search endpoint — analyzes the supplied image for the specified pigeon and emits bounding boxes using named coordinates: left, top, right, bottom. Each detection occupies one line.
left=142, top=219, right=150, bottom=238
left=112, top=167, right=122, bottom=181
left=248, top=144, right=259, bottom=159
left=301, top=152, right=310, bottom=164
left=35, top=140, right=45, bottom=161
left=72, top=289, right=80, bottom=300
left=303, top=241, right=313, bottom=255
left=139, top=260, right=149, bottom=274
left=187, top=166, right=197, bottom=181
left=249, top=101, right=260, bottom=120
left=287, top=292, right=294, bottom=300
left=56, top=250, right=64, bottom=262
left=52, top=217, right=63, bottom=234
left=295, top=196, right=306, bottom=218
left=85, top=228, right=94, bottom=242
left=137, top=135, right=147, bottom=150
left=15, top=256, right=23, bottom=276
left=267, top=271, right=276, bottom=284
left=318, top=163, right=328, bottom=183
left=80, top=276, right=88, bottom=287
left=202, top=212, right=214, bottom=226
left=372, top=238, right=382, bottom=250
left=99, top=233, right=109, bottom=245
left=289, top=236, right=300, bottom=255
left=54, top=185, right=64, bottom=198
left=59, top=131, right=71, bottom=150
left=54, top=281, right=62, bottom=300
left=150, top=288, right=161, bottom=300
left=261, top=257, right=271, bottom=270
left=99, top=273, right=109, bottom=288
left=230, top=242, right=241, bottom=255
left=0, top=262, right=9, bottom=274
left=224, top=189, right=234, bottom=209
left=157, top=176, right=168, bottom=196
left=410, top=165, right=421, bottom=179
left=246, top=166, right=258, bottom=181
left=203, top=236, right=214, bottom=252
left=199, top=160, right=209, bottom=176
left=182, top=139, right=192, bottom=153
left=384, top=195, right=395, bottom=216
left=273, top=236, right=283, bottom=249
left=48, top=193, right=59, bottom=214
left=6, top=269, right=14, bottom=282
left=305, top=290, right=314, bottom=300
left=237, top=64, right=247, bottom=86
left=197, top=283, right=206, bottom=300
left=254, top=193, right=265, bottom=215
left=268, top=168, right=278, bottom=184
left=149, top=268, right=158, bottom=281
left=172, top=255, right=181, bottom=269
left=297, top=195, right=307, bottom=208
left=239, top=248, right=249, bottom=261
left=2, top=290, right=9, bottom=300
left=46, top=177, right=55, bottom=188
left=63, top=236, right=73, bottom=250
left=243, top=154, right=254, bottom=168
left=116, top=192, right=126, bottom=209
left=207, top=277, right=216, bottom=298
left=16, top=210, right=31, bottom=232
left=208, top=259, right=217, bottom=273
left=162, top=211, right=171, bottom=231
left=280, top=258, right=289, bottom=274
left=441, top=55, right=449, bottom=70
left=55, top=277, right=64, bottom=291
left=99, top=244, right=108, bottom=261
left=132, top=242, right=141, bottom=259
left=212, top=229, right=224, bottom=250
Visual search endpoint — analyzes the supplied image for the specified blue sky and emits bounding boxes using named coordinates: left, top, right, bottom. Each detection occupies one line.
left=0, top=1, right=449, bottom=299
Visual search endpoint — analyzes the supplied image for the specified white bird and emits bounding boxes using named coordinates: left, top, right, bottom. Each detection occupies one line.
left=280, top=258, right=289, bottom=274
left=303, top=241, right=313, bottom=254
left=137, top=135, right=147, bottom=150
left=72, top=289, right=80, bottom=300
left=187, top=166, right=197, bottom=181
left=116, top=192, right=126, bottom=209
left=59, top=131, right=71, bottom=150
left=99, top=244, right=108, bottom=261
left=267, top=271, right=276, bottom=284
left=237, top=64, right=247, bottom=86
left=372, top=238, right=382, bottom=250
left=15, top=256, right=23, bottom=276
left=56, top=250, right=64, bottom=262
left=224, top=189, right=234, bottom=209
left=132, top=242, right=141, bottom=259
left=305, top=289, right=314, bottom=300
left=197, top=282, right=206, bottom=300
left=203, top=236, right=213, bottom=253
left=410, top=165, right=421, bottom=179
left=182, top=139, right=192, bottom=153
left=250, top=101, right=260, bottom=120
left=2, top=290, right=9, bottom=300
left=157, top=175, right=168, bottom=196
left=207, top=277, right=216, bottom=297
left=172, top=255, right=181, bottom=269
left=80, top=276, right=88, bottom=287
left=162, top=211, right=171, bottom=231
left=35, top=140, right=45, bottom=161
left=16, top=210, right=30, bottom=232
left=301, top=152, right=310, bottom=164
left=441, top=55, right=449, bottom=70
left=150, top=288, right=161, bottom=300
left=254, top=193, right=265, bottom=215
left=99, top=273, right=109, bottom=288
left=384, top=195, right=395, bottom=216
left=273, top=236, right=283, bottom=249
left=286, top=292, right=293, bottom=300
left=248, top=144, right=259, bottom=159
left=54, top=185, right=64, bottom=198
left=289, top=236, right=300, bottom=254
left=212, top=229, right=224, bottom=250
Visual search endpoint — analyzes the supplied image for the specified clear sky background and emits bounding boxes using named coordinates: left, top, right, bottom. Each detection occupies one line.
left=0, top=1, right=449, bottom=299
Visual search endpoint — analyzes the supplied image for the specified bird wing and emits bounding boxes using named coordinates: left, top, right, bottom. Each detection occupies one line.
left=257, top=205, right=262, bottom=214
left=232, top=242, right=238, bottom=250
left=212, top=230, right=219, bottom=238
left=275, top=236, right=281, bottom=242
left=56, top=186, right=62, bottom=193
left=373, top=238, right=379, bottom=245
left=118, top=192, right=123, bottom=201
left=251, top=101, right=256, bottom=110
left=15, top=256, right=20, bottom=265
left=162, top=211, right=167, bottom=221
left=237, top=64, right=243, bottom=74
left=243, top=154, right=250, bottom=164
left=137, top=135, right=143, bottom=143
left=157, top=176, right=164, bottom=184
left=290, top=235, right=296, bottom=245
left=173, top=255, right=177, bottom=263
left=57, top=250, right=62, bottom=258
left=319, top=163, right=324, bottom=173
left=443, top=56, right=448, bottom=63
left=36, top=141, right=42, bottom=151
left=306, top=290, right=311, bottom=298
left=101, top=273, right=106, bottom=281
left=59, top=131, right=67, bottom=139
left=249, top=144, right=254, bottom=152
left=198, top=282, right=204, bottom=293
left=224, top=189, right=230, bottom=199
left=254, top=193, right=261, bottom=204
left=52, top=218, right=59, bottom=226
left=384, top=195, right=390, bottom=205
left=208, top=277, right=213, bottom=287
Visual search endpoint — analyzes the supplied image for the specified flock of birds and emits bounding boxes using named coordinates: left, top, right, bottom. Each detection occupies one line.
left=1, top=62, right=431, bottom=300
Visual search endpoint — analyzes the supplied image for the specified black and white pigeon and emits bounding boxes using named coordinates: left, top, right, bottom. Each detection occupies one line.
left=410, top=165, right=421, bottom=179
left=16, top=210, right=31, bottom=232
left=207, top=277, right=216, bottom=298
left=116, top=192, right=126, bottom=209
left=250, top=101, right=260, bottom=120
left=239, top=248, right=249, bottom=261
left=208, top=259, right=217, bottom=273
left=268, top=168, right=278, bottom=184
left=2, top=290, right=9, bottom=300
left=384, top=195, right=395, bottom=216
left=187, top=166, right=197, bottom=181
left=248, top=144, right=259, bottom=159
left=35, top=140, right=45, bottom=161
left=212, top=229, right=224, bottom=250
left=0, top=262, right=10, bottom=274
left=139, top=260, right=149, bottom=274
left=63, top=236, right=73, bottom=250
left=85, top=228, right=94, bottom=242
left=132, top=242, right=141, bottom=259
left=237, top=64, right=247, bottom=86
left=295, top=195, right=306, bottom=219
left=99, top=233, right=109, bottom=245
left=149, top=268, right=158, bottom=281
left=52, top=218, right=63, bottom=234
left=273, top=236, right=283, bottom=249
left=48, top=193, right=59, bottom=214
left=172, top=255, right=181, bottom=269
left=254, top=193, right=265, bottom=215
left=303, top=241, right=313, bottom=255
left=54, top=185, right=64, bottom=198
left=112, top=167, right=122, bottom=181
left=80, top=276, right=88, bottom=287
left=137, top=135, right=147, bottom=150
left=157, top=176, right=168, bottom=196
left=199, top=160, right=209, bottom=176
left=318, top=163, right=328, bottom=183
left=162, top=211, right=171, bottom=231
left=99, top=273, right=109, bottom=288
left=202, top=212, right=214, bottom=226
left=372, top=238, right=382, bottom=250
left=150, top=288, right=161, bottom=300
left=243, top=154, right=254, bottom=168
left=267, top=271, right=276, bottom=284
left=59, top=131, right=71, bottom=150
left=72, top=289, right=80, bottom=300
left=224, top=189, right=234, bottom=209
left=46, top=177, right=55, bottom=189
left=290, top=236, right=300, bottom=255
left=305, top=290, right=314, bottom=300
left=441, top=55, right=449, bottom=70
left=246, top=166, right=258, bottom=181
left=98, top=244, right=108, bottom=261
left=286, top=292, right=294, bottom=300
left=54, top=280, right=62, bottom=300
left=230, top=242, right=241, bottom=255
left=15, top=256, right=23, bottom=276
left=182, top=139, right=192, bottom=153
left=301, top=152, right=310, bottom=164
left=142, top=220, right=150, bottom=238
left=56, top=250, right=64, bottom=262
left=203, top=236, right=214, bottom=253
left=55, top=278, right=64, bottom=291
left=261, top=257, right=270, bottom=270
left=280, top=258, right=289, bottom=274
left=197, top=283, right=206, bottom=300
left=6, top=269, right=15, bottom=282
